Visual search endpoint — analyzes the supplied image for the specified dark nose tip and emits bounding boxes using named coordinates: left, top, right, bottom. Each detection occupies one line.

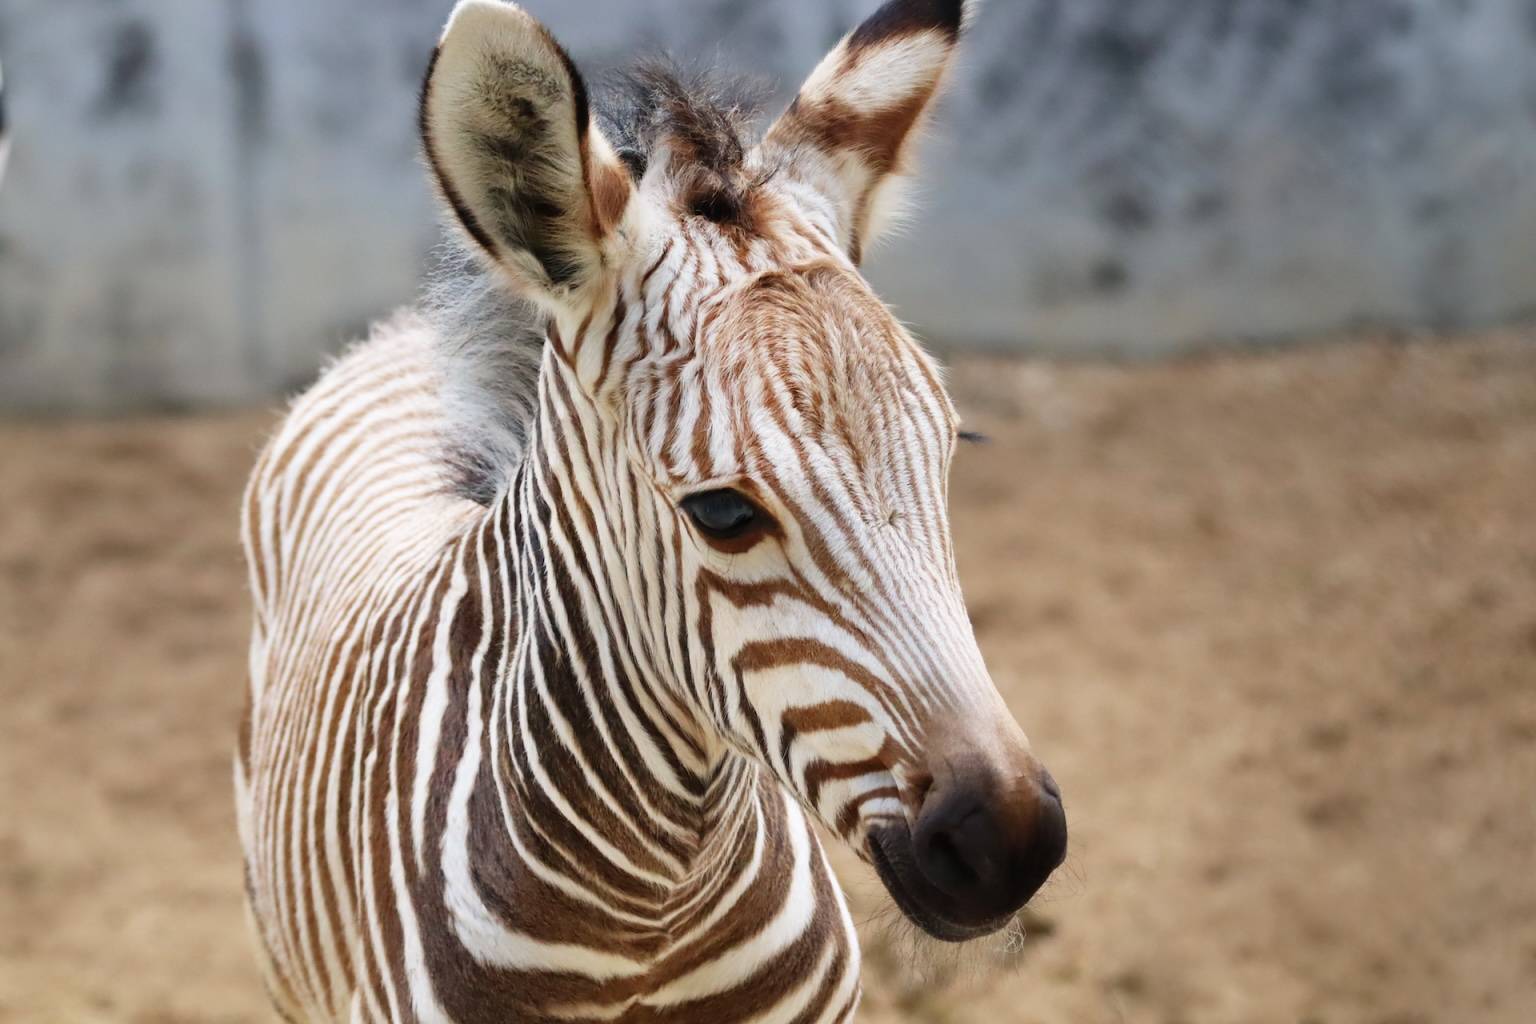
left=912, top=775, right=1067, bottom=922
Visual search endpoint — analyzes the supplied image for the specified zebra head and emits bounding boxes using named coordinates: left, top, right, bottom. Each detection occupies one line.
left=422, top=0, right=1066, bottom=942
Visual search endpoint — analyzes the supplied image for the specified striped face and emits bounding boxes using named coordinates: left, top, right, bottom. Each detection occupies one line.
left=423, top=0, right=1067, bottom=941
left=606, top=254, right=970, bottom=819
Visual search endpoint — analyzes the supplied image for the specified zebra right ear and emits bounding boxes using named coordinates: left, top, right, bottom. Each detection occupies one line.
left=761, top=0, right=970, bottom=265
left=419, top=1, right=632, bottom=304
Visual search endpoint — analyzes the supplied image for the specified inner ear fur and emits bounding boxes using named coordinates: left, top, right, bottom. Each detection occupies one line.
left=420, top=0, right=631, bottom=298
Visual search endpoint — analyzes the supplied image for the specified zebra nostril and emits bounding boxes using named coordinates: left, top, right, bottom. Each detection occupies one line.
left=916, top=799, right=1003, bottom=892
left=917, top=827, right=976, bottom=891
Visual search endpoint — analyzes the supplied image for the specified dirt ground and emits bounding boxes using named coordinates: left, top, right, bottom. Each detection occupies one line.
left=2, top=332, right=1534, bottom=1024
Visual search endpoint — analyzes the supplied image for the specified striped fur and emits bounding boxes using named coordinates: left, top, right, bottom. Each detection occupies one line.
left=237, top=3, right=1062, bottom=1021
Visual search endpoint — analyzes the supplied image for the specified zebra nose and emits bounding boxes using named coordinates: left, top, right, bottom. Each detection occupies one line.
left=911, top=765, right=1067, bottom=922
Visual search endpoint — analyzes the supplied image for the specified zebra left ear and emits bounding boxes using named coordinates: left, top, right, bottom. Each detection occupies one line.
left=762, top=0, right=971, bottom=264
left=419, top=1, right=632, bottom=303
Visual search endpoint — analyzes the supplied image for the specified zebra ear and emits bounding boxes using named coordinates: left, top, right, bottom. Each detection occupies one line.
left=762, top=0, right=970, bottom=264
left=420, top=1, right=632, bottom=301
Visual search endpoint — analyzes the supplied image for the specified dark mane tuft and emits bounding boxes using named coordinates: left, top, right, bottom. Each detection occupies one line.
left=599, top=61, right=769, bottom=223
left=599, top=61, right=764, bottom=182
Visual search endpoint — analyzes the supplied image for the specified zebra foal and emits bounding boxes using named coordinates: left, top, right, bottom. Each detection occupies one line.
left=237, top=1, right=1067, bottom=1020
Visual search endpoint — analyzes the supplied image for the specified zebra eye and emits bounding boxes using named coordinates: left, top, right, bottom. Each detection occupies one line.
left=680, top=488, right=763, bottom=541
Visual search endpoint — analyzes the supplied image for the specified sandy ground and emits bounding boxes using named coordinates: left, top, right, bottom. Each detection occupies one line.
left=2, top=333, right=1534, bottom=1024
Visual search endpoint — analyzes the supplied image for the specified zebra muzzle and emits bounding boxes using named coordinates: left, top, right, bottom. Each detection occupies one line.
left=868, top=756, right=1067, bottom=941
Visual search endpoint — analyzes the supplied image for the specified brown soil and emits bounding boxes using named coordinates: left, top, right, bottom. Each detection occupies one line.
left=2, top=334, right=1534, bottom=1024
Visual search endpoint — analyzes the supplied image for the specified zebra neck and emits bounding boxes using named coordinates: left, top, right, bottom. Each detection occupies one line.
left=387, top=354, right=857, bottom=1012
left=441, top=366, right=852, bottom=991
left=483, top=441, right=762, bottom=916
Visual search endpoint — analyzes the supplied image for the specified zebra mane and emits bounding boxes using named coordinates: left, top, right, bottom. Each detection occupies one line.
left=428, top=62, right=766, bottom=506
left=425, top=240, right=546, bottom=507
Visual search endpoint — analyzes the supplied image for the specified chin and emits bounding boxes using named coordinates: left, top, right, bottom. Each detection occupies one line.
left=866, top=824, right=1019, bottom=943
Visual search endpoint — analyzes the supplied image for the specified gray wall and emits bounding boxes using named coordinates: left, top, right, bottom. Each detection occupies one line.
left=3, top=0, right=1536, bottom=412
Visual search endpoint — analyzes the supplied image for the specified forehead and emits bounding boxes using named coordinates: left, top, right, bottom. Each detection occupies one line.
left=700, top=262, right=957, bottom=449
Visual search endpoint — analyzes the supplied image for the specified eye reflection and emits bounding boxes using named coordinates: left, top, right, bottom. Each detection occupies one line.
left=680, top=488, right=764, bottom=541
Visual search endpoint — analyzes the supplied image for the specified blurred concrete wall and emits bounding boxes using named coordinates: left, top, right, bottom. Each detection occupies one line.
left=3, top=0, right=1536, bottom=412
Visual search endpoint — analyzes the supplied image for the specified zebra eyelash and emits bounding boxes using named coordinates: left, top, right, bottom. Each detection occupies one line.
left=957, top=430, right=990, bottom=445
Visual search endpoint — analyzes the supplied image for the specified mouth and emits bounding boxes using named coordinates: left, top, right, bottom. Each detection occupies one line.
left=866, top=823, right=1015, bottom=943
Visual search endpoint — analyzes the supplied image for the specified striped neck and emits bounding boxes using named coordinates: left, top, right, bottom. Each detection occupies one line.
left=482, top=355, right=768, bottom=939
left=421, top=298, right=858, bottom=1019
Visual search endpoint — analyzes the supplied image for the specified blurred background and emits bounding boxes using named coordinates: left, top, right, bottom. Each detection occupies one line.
left=7, top=0, right=1536, bottom=408
left=1, top=1, right=1534, bottom=1022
